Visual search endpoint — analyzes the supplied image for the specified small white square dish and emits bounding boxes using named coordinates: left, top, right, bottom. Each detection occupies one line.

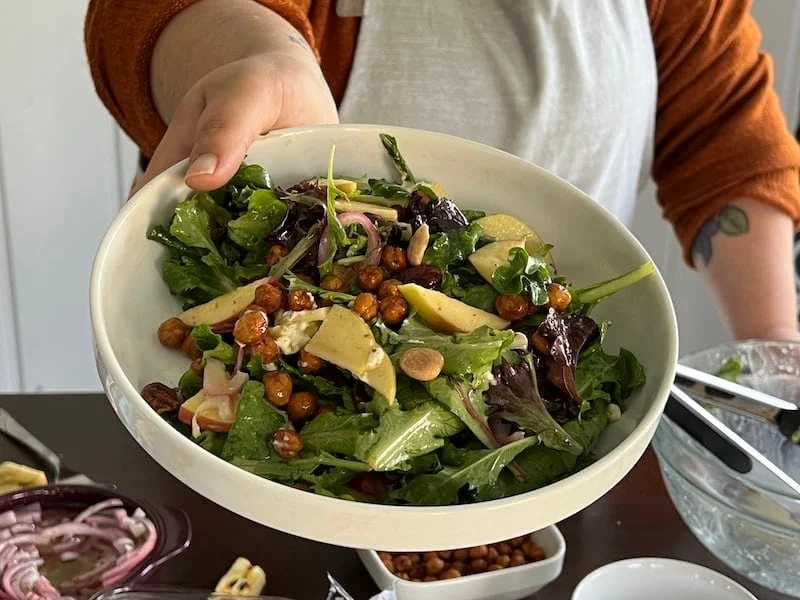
left=358, top=525, right=565, bottom=600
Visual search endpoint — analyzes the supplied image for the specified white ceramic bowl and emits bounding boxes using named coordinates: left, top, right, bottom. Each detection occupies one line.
left=90, top=124, right=678, bottom=550
left=571, top=558, right=758, bottom=600
left=358, top=526, right=565, bottom=600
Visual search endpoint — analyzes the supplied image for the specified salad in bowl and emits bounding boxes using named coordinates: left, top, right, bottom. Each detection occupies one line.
left=140, top=134, right=654, bottom=506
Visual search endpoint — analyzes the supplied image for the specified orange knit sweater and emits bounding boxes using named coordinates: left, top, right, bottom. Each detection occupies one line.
left=85, top=0, right=800, bottom=264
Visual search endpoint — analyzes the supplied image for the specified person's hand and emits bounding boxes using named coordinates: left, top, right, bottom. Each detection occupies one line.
left=132, top=53, right=338, bottom=194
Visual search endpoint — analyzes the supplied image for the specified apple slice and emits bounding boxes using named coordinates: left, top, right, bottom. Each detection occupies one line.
left=178, top=390, right=236, bottom=432
left=398, top=283, right=509, bottom=333
left=469, top=239, right=527, bottom=284
left=177, top=277, right=272, bottom=326
left=304, top=305, right=396, bottom=404
left=475, top=214, right=553, bottom=264
left=314, top=177, right=359, bottom=194
left=333, top=199, right=398, bottom=222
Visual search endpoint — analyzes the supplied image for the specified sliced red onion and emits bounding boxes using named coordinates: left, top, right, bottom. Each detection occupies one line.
left=317, top=212, right=382, bottom=266
left=203, top=359, right=248, bottom=398
left=233, top=343, right=246, bottom=374
left=74, top=499, right=122, bottom=524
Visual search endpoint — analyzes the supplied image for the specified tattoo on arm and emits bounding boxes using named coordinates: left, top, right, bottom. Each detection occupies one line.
left=693, top=205, right=749, bottom=267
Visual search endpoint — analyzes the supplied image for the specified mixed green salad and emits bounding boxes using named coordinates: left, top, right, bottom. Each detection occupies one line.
left=141, top=134, right=654, bottom=505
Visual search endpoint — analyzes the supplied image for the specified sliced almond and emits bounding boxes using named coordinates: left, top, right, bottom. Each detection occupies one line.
left=398, top=347, right=445, bottom=381
left=406, top=223, right=430, bottom=266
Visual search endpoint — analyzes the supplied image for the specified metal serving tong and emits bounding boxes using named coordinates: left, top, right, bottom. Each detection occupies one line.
left=673, top=363, right=800, bottom=442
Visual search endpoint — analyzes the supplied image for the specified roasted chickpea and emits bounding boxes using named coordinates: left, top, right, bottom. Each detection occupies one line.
left=486, top=547, right=499, bottom=562
left=440, top=569, right=461, bottom=579
left=298, top=348, right=324, bottom=373
left=181, top=335, right=203, bottom=360
left=495, top=294, right=529, bottom=321
left=487, top=564, right=504, bottom=571
left=393, top=555, right=413, bottom=574
left=470, top=558, right=488, bottom=572
left=468, top=545, right=488, bottom=559
left=409, top=554, right=421, bottom=564
left=287, top=391, right=318, bottom=423
left=265, top=244, right=289, bottom=266
left=250, top=337, right=281, bottom=364
left=263, top=371, right=292, bottom=407
left=381, top=246, right=408, bottom=273
left=410, top=564, right=425, bottom=579
left=380, top=295, right=409, bottom=325
left=254, top=284, right=283, bottom=314
left=285, top=289, right=314, bottom=311
left=437, top=551, right=453, bottom=560
left=450, top=561, right=466, bottom=574
left=320, top=274, right=344, bottom=291
left=382, top=558, right=395, bottom=572
left=510, top=554, right=526, bottom=567
left=233, top=310, right=269, bottom=345
left=511, top=550, right=525, bottom=563
left=356, top=264, right=384, bottom=292
left=397, top=573, right=410, bottom=581
left=547, top=282, right=572, bottom=311
left=378, top=278, right=402, bottom=299
left=190, top=358, right=204, bottom=374
left=522, top=541, right=546, bottom=561
left=422, top=552, right=438, bottom=562
left=158, top=318, right=188, bottom=348
left=495, top=554, right=511, bottom=568
left=425, top=557, right=445, bottom=575
left=453, top=549, right=469, bottom=562
left=423, top=576, right=437, bottom=582
left=531, top=332, right=550, bottom=355
left=353, top=293, right=379, bottom=321
left=509, top=536, right=526, bottom=548
left=496, top=542, right=512, bottom=556
left=271, top=428, right=303, bottom=459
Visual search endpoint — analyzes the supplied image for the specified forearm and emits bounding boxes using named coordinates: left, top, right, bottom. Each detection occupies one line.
left=694, top=198, right=799, bottom=341
left=151, top=0, right=317, bottom=123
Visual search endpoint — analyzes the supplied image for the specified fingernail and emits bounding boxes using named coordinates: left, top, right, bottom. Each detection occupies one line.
left=186, top=153, right=218, bottom=179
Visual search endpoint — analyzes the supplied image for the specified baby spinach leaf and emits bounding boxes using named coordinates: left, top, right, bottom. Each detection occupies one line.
left=576, top=341, right=646, bottom=408
left=178, top=369, right=203, bottom=399
left=280, top=360, right=356, bottom=411
left=196, top=430, right=227, bottom=456
left=221, top=381, right=288, bottom=461
left=227, top=189, right=287, bottom=251
left=492, top=247, right=553, bottom=306
left=422, top=221, right=484, bottom=271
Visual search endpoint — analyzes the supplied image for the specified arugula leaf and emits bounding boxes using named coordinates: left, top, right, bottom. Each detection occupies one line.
left=379, top=134, right=416, bottom=184
left=232, top=451, right=370, bottom=483
left=439, top=439, right=467, bottom=466
left=355, top=402, right=464, bottom=471
left=492, top=247, right=553, bottom=306
left=191, top=325, right=236, bottom=365
left=284, top=272, right=356, bottom=304
left=426, top=377, right=497, bottom=450
left=320, top=146, right=350, bottom=276
left=393, top=318, right=515, bottom=383
left=368, top=178, right=411, bottom=203
left=301, top=411, right=378, bottom=457
left=221, top=381, right=288, bottom=461
left=489, top=357, right=583, bottom=455
left=715, top=356, right=743, bottom=382
left=178, top=368, right=203, bottom=399
left=280, top=360, right=356, bottom=411
left=391, top=436, right=539, bottom=505
left=227, top=189, right=287, bottom=251
left=422, top=222, right=484, bottom=271
left=395, top=374, right=432, bottom=411
left=576, top=341, right=646, bottom=408
left=573, top=261, right=655, bottom=313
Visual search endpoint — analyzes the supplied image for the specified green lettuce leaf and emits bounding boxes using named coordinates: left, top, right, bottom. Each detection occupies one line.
left=196, top=430, right=227, bottom=456
left=492, top=247, right=553, bottom=306
left=285, top=272, right=356, bottom=304
left=170, top=196, right=219, bottom=254
left=422, top=221, right=484, bottom=271
left=227, top=189, right=287, bottom=251
left=391, top=436, right=539, bottom=505
left=300, top=411, right=378, bottom=457
left=715, top=356, right=743, bottom=382
left=191, top=325, right=236, bottom=365
left=575, top=341, right=646, bottom=408
left=280, top=361, right=356, bottom=411
left=228, top=164, right=270, bottom=190
left=355, top=402, right=464, bottom=471
left=425, top=377, right=496, bottom=450
left=178, top=369, right=203, bottom=399
left=232, top=451, right=369, bottom=483
left=221, top=381, right=288, bottom=461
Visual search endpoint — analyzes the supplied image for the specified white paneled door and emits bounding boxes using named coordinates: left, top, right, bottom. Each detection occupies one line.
left=0, top=1, right=798, bottom=392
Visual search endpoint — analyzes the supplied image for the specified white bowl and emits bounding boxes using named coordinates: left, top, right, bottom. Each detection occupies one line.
left=358, top=526, right=565, bottom=600
left=571, top=558, right=759, bottom=600
left=90, top=124, right=678, bottom=550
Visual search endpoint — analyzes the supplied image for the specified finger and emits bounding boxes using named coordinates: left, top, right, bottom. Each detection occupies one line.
left=131, top=96, right=203, bottom=196
left=183, top=92, right=276, bottom=191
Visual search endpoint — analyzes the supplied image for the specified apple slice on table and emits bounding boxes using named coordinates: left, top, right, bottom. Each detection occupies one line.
left=176, top=277, right=272, bottom=327
left=178, top=390, right=237, bottom=432
left=304, top=305, right=396, bottom=404
left=398, top=283, right=509, bottom=334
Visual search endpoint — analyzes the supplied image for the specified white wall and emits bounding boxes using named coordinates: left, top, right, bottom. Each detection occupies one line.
left=0, top=1, right=798, bottom=392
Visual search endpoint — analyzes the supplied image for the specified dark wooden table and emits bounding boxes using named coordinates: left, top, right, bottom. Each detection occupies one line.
left=0, top=394, right=789, bottom=600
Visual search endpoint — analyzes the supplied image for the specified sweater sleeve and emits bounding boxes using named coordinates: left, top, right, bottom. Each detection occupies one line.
left=649, top=0, right=800, bottom=265
left=84, top=0, right=319, bottom=158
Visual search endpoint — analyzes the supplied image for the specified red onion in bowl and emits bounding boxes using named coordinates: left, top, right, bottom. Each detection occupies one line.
left=317, top=212, right=382, bottom=266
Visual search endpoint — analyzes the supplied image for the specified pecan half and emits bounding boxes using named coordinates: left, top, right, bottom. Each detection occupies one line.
left=141, top=382, right=182, bottom=414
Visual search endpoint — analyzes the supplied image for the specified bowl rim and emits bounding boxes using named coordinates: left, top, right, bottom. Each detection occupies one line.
left=89, top=123, right=678, bottom=538
left=571, top=557, right=758, bottom=600
left=653, top=417, right=800, bottom=535
left=358, top=525, right=566, bottom=588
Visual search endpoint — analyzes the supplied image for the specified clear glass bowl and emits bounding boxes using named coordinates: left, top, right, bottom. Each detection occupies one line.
left=651, top=341, right=800, bottom=597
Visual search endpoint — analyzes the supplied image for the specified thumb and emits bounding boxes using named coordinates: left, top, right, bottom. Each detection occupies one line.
left=183, top=95, right=274, bottom=191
